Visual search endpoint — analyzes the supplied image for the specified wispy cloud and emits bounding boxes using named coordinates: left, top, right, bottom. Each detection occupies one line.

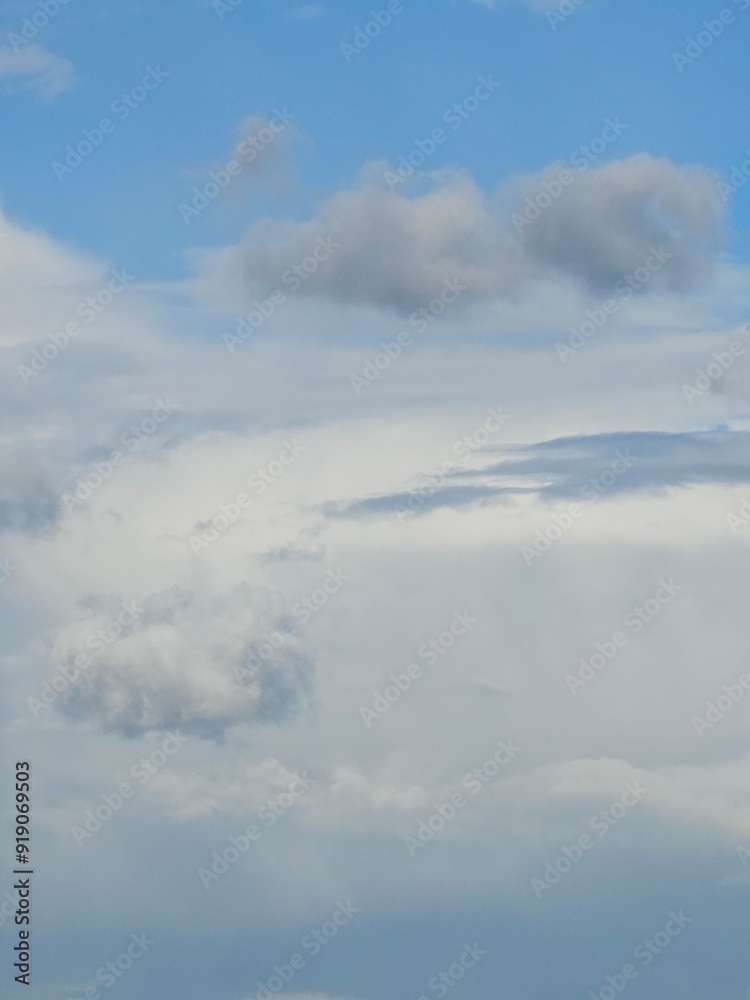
left=0, top=44, right=74, bottom=100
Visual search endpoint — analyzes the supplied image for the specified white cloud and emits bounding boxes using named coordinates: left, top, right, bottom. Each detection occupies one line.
left=46, top=583, right=313, bottom=737
left=150, top=757, right=313, bottom=819
left=0, top=44, right=74, bottom=100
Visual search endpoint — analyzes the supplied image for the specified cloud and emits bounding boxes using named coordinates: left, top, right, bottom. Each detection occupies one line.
left=0, top=45, right=74, bottom=100
left=151, top=757, right=313, bottom=820
left=225, top=111, right=300, bottom=179
left=180, top=111, right=302, bottom=220
left=192, top=155, right=723, bottom=315
left=332, top=429, right=750, bottom=519
left=46, top=583, right=314, bottom=737
left=515, top=154, right=723, bottom=292
left=4, top=203, right=750, bottom=992
left=0, top=449, right=62, bottom=534
left=194, top=172, right=523, bottom=314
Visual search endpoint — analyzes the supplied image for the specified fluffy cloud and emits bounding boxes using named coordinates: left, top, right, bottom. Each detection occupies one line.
left=45, top=583, right=314, bottom=737
left=0, top=44, right=74, bottom=100
left=515, top=154, right=723, bottom=292
left=193, top=155, right=723, bottom=315
left=194, top=171, right=517, bottom=313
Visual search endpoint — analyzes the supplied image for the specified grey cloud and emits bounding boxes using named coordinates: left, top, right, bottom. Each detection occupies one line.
left=326, top=483, right=513, bottom=519
left=186, top=111, right=301, bottom=208
left=331, top=429, right=750, bottom=518
left=260, top=544, right=325, bottom=564
left=48, top=583, right=313, bottom=738
left=227, top=174, right=520, bottom=313
left=516, top=154, right=723, bottom=291
left=0, top=450, right=62, bottom=533
left=225, top=112, right=299, bottom=179
left=205, top=155, right=722, bottom=315
left=474, top=428, right=750, bottom=498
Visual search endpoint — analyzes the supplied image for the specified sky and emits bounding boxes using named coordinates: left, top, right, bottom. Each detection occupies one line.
left=1, top=0, right=750, bottom=998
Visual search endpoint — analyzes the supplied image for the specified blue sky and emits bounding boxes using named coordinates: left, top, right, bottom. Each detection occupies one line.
left=2, top=2, right=750, bottom=999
